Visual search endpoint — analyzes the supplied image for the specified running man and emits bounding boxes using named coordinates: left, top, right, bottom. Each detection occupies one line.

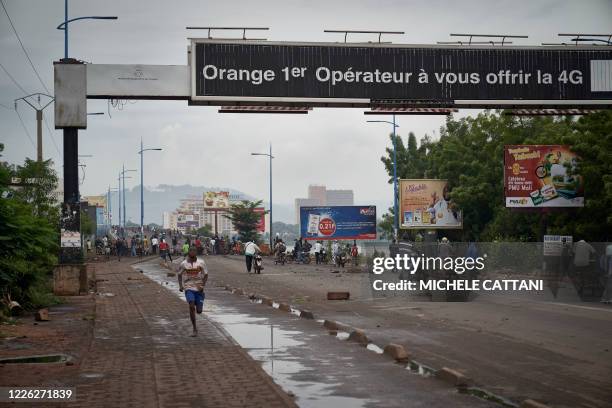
left=178, top=246, right=208, bottom=336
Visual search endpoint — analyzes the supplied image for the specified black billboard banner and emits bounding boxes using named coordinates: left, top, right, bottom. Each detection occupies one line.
left=190, top=40, right=612, bottom=107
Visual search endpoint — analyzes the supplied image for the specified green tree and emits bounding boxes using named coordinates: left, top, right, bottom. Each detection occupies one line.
left=12, top=158, right=59, bottom=222
left=224, top=200, right=267, bottom=243
left=380, top=110, right=612, bottom=242
left=195, top=224, right=213, bottom=237
left=0, top=145, right=59, bottom=311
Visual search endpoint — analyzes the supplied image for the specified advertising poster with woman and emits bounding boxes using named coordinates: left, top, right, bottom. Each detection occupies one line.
left=504, top=145, right=584, bottom=207
left=399, top=179, right=462, bottom=229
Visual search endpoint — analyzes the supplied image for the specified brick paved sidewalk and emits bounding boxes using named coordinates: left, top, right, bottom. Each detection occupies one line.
left=72, top=260, right=296, bottom=408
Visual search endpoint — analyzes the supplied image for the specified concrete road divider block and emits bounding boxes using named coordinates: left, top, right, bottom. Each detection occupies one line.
left=327, top=291, right=350, bottom=300
left=300, top=310, right=314, bottom=319
left=260, top=296, right=274, bottom=306
left=520, top=399, right=551, bottom=408
left=324, top=320, right=339, bottom=330
left=436, top=367, right=471, bottom=387
left=383, top=343, right=410, bottom=363
left=348, top=329, right=369, bottom=346
left=278, top=303, right=291, bottom=312
left=35, top=308, right=50, bottom=321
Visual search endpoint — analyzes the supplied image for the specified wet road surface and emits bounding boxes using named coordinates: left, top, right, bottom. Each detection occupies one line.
left=138, top=259, right=495, bottom=408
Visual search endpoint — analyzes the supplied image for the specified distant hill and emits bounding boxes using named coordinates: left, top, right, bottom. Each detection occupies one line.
left=105, top=184, right=295, bottom=225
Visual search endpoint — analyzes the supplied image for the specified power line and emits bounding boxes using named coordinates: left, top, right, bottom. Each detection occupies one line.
left=42, top=110, right=62, bottom=157
left=14, top=107, right=36, bottom=149
left=0, top=0, right=50, bottom=93
left=0, top=62, right=29, bottom=94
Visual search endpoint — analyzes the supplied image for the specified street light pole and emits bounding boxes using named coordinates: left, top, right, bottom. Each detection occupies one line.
left=269, top=143, right=273, bottom=248
left=251, top=144, right=274, bottom=248
left=120, top=166, right=137, bottom=232
left=367, top=115, right=400, bottom=240
left=118, top=173, right=122, bottom=231
left=58, top=0, right=118, bottom=59
left=138, top=137, right=162, bottom=237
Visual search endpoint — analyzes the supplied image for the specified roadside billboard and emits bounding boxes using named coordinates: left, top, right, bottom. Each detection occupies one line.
left=203, top=191, right=230, bottom=208
left=504, top=145, right=584, bottom=208
left=399, top=179, right=462, bottom=229
left=176, top=212, right=199, bottom=232
left=254, top=207, right=266, bottom=233
left=191, top=39, right=612, bottom=107
left=299, top=206, right=377, bottom=240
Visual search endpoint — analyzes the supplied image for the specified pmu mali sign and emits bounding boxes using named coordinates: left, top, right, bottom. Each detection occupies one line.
left=504, top=145, right=584, bottom=208
left=300, top=206, right=377, bottom=240
left=191, top=39, right=612, bottom=107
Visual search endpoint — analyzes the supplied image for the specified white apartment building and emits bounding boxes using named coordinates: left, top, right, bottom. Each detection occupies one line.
left=295, top=185, right=354, bottom=224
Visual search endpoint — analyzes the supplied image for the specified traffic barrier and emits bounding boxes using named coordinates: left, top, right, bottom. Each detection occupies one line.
left=436, top=367, right=471, bottom=387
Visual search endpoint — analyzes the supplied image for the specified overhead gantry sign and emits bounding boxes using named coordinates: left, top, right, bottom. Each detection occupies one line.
left=55, top=39, right=612, bottom=128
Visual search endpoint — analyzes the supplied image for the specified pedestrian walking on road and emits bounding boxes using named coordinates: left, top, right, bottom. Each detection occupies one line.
left=314, top=241, right=323, bottom=264
left=182, top=241, right=190, bottom=258
left=178, top=246, right=208, bottom=336
left=244, top=240, right=261, bottom=273
left=351, top=240, right=359, bottom=266
left=115, top=238, right=123, bottom=262
left=151, top=236, right=159, bottom=255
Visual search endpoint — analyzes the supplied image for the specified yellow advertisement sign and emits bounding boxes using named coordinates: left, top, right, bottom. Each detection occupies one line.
left=203, top=191, right=230, bottom=208
left=399, top=179, right=462, bottom=229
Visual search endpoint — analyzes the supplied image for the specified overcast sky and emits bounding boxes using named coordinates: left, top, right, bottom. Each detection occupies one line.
left=1, top=0, right=611, bottom=218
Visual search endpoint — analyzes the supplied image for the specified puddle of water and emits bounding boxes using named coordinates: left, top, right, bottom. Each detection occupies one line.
left=406, top=360, right=436, bottom=377
left=336, top=331, right=350, bottom=340
left=366, top=343, right=384, bottom=354
left=81, top=373, right=104, bottom=379
left=458, top=387, right=518, bottom=408
left=0, top=354, right=70, bottom=364
left=138, top=261, right=373, bottom=408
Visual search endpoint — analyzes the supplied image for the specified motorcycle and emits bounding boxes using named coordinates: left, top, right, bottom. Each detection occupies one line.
left=254, top=254, right=264, bottom=274
left=335, top=252, right=347, bottom=268
left=275, top=251, right=286, bottom=265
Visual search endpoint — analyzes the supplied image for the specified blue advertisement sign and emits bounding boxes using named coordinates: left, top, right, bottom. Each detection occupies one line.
left=300, top=206, right=377, bottom=241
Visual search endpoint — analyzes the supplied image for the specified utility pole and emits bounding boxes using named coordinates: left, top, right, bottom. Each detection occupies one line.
left=14, top=93, right=54, bottom=162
